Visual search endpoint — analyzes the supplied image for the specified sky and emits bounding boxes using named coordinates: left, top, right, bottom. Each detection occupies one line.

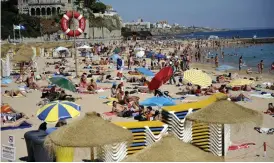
left=100, top=0, right=274, bottom=29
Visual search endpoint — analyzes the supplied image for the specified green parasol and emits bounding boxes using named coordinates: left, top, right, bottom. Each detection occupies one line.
left=49, top=76, right=76, bottom=92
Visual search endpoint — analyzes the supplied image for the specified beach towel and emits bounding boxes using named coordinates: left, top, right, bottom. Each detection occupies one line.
left=1, top=122, right=32, bottom=131
left=99, top=96, right=108, bottom=99
left=172, top=97, right=185, bottom=100
left=103, top=112, right=116, bottom=116
left=254, top=127, right=274, bottom=134
left=228, top=143, right=255, bottom=151
left=3, top=93, right=24, bottom=98
left=250, top=94, right=274, bottom=99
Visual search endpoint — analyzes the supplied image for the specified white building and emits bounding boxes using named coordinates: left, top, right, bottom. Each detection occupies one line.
left=17, top=0, right=73, bottom=17
left=152, top=22, right=171, bottom=29
left=123, top=18, right=151, bottom=31
left=104, top=7, right=118, bottom=16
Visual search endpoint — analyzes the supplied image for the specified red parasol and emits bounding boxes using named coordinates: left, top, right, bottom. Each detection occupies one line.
left=148, top=66, right=173, bottom=90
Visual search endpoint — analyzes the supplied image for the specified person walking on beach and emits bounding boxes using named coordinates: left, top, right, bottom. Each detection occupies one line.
left=169, top=62, right=176, bottom=85
left=215, top=54, right=219, bottom=67
left=239, top=56, right=243, bottom=71
left=258, top=60, right=264, bottom=74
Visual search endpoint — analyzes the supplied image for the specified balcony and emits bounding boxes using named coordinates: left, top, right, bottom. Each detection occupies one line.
left=28, top=0, right=64, bottom=6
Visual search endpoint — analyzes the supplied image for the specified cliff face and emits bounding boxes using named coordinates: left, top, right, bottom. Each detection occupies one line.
left=89, top=14, right=122, bottom=32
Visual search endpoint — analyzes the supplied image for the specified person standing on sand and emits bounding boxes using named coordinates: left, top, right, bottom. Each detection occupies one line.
left=239, top=56, right=243, bottom=71
left=258, top=60, right=264, bottom=74
left=215, top=54, right=219, bottom=67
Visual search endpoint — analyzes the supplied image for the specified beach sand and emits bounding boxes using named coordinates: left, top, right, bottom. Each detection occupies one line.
left=1, top=41, right=274, bottom=162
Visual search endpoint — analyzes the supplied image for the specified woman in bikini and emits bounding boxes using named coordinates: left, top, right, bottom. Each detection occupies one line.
left=87, top=79, right=97, bottom=92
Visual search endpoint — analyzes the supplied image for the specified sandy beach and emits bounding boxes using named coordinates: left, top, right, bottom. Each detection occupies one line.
left=1, top=39, right=274, bottom=162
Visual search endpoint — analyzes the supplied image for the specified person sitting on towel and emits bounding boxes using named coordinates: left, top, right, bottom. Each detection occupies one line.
left=4, top=90, right=26, bottom=98
left=59, top=90, right=81, bottom=101
left=266, top=103, right=274, bottom=114
left=122, top=91, right=140, bottom=106
left=88, top=79, right=97, bottom=92
left=112, top=101, right=127, bottom=117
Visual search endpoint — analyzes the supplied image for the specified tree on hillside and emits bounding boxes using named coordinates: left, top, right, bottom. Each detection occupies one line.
left=89, top=2, right=106, bottom=13
left=1, top=0, right=41, bottom=40
left=74, top=0, right=106, bottom=13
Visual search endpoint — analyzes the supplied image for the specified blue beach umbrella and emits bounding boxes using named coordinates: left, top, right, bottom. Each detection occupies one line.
left=36, top=101, right=81, bottom=123
left=140, top=96, right=176, bottom=107
left=216, top=65, right=235, bottom=71
left=136, top=67, right=154, bottom=77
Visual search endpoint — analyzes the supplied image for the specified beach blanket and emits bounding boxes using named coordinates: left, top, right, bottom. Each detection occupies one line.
left=250, top=94, right=274, bottom=99
left=172, top=97, right=185, bottom=100
left=105, top=98, right=118, bottom=106
left=99, top=96, right=108, bottom=99
left=228, top=143, right=255, bottom=151
left=1, top=122, right=32, bottom=131
left=103, top=112, right=116, bottom=116
left=254, top=127, right=274, bottom=134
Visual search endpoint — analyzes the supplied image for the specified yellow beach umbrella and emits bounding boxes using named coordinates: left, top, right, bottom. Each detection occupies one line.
left=228, top=79, right=253, bottom=87
left=183, top=69, right=212, bottom=88
left=36, top=101, right=81, bottom=123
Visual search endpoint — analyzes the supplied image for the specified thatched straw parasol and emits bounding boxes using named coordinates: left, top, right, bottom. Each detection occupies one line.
left=123, top=135, right=223, bottom=162
left=186, top=99, right=263, bottom=124
left=44, top=112, right=132, bottom=160
left=12, top=46, right=34, bottom=62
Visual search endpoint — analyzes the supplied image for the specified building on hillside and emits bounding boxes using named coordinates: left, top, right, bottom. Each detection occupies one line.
left=152, top=20, right=172, bottom=29
left=123, top=18, right=151, bottom=31
left=17, top=0, right=73, bottom=17
left=104, top=5, right=118, bottom=16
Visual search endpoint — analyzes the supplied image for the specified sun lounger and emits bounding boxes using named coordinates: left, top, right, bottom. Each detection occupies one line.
left=112, top=121, right=168, bottom=158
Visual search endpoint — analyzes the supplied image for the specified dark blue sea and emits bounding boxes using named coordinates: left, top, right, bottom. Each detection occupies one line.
left=176, top=29, right=274, bottom=70
left=176, top=28, right=274, bottom=39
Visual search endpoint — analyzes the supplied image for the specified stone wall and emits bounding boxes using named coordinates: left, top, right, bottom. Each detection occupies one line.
left=88, top=27, right=121, bottom=39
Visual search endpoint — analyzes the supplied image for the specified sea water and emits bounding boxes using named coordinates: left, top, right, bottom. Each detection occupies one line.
left=177, top=29, right=274, bottom=70
left=209, top=44, right=274, bottom=70
left=222, top=44, right=274, bottom=70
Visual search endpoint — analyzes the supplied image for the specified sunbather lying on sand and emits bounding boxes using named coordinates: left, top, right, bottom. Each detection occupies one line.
left=1, top=113, right=31, bottom=128
left=227, top=92, right=250, bottom=102
left=265, top=103, right=274, bottom=114
left=4, top=90, right=26, bottom=97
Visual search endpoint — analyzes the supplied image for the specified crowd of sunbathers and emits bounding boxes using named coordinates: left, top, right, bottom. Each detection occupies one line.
left=109, top=82, right=161, bottom=120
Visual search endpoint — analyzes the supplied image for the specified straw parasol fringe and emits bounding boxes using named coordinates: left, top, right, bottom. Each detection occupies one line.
left=44, top=112, right=133, bottom=154
left=186, top=99, right=263, bottom=125
left=123, top=134, right=224, bottom=162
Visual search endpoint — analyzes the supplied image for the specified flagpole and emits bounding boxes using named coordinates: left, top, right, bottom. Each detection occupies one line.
left=13, top=24, right=15, bottom=43
left=72, top=0, right=79, bottom=77
left=19, top=25, right=22, bottom=43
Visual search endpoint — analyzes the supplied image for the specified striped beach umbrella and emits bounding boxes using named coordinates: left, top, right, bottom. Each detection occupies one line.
left=183, top=69, right=212, bottom=88
left=36, top=101, right=81, bottom=123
